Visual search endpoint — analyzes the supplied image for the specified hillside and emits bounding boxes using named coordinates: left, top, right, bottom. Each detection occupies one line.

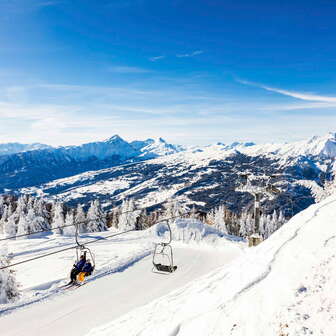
left=0, top=219, right=243, bottom=336
left=19, top=133, right=336, bottom=219
left=86, top=193, right=336, bottom=336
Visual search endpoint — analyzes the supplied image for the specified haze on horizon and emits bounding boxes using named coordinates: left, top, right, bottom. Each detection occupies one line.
left=1, top=0, right=336, bottom=146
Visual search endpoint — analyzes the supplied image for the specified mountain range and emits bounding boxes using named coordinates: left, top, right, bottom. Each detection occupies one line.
left=1, top=133, right=336, bottom=216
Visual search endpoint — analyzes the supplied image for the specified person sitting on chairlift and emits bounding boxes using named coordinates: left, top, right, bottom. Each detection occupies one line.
left=82, top=259, right=94, bottom=276
left=77, top=259, right=94, bottom=283
left=69, top=252, right=86, bottom=284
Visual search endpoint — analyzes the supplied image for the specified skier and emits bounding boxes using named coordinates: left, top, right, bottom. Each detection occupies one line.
left=77, top=259, right=94, bottom=283
left=69, top=253, right=86, bottom=284
left=82, top=259, right=94, bottom=275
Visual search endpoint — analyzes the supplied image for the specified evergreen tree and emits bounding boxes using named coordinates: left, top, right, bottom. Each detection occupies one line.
left=87, top=200, right=107, bottom=232
left=206, top=208, right=215, bottom=226
left=75, top=204, right=87, bottom=233
left=0, top=248, right=20, bottom=303
left=63, top=210, right=75, bottom=236
left=214, top=205, right=228, bottom=234
left=51, top=202, right=65, bottom=235
left=0, top=205, right=9, bottom=235
left=3, top=213, right=17, bottom=238
left=16, top=214, right=29, bottom=236
left=118, top=199, right=139, bottom=231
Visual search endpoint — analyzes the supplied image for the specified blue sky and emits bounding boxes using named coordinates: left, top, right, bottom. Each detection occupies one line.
left=1, top=0, right=336, bottom=146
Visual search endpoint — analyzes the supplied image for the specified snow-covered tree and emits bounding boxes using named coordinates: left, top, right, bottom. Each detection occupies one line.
left=239, top=211, right=254, bottom=237
left=22, top=208, right=47, bottom=234
left=213, top=205, right=228, bottom=234
left=319, top=173, right=336, bottom=201
left=16, top=195, right=30, bottom=216
left=63, top=210, right=76, bottom=236
left=3, top=213, right=17, bottom=238
left=189, top=205, right=198, bottom=219
left=75, top=204, right=87, bottom=233
left=51, top=202, right=65, bottom=235
left=206, top=208, right=216, bottom=226
left=0, top=204, right=9, bottom=235
left=16, top=214, right=29, bottom=237
left=0, top=248, right=19, bottom=303
left=164, top=199, right=185, bottom=220
left=118, top=199, right=139, bottom=231
left=87, top=200, right=107, bottom=232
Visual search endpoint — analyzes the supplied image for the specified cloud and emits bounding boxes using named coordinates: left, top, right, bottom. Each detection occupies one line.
left=176, top=50, right=204, bottom=58
left=107, top=66, right=150, bottom=74
left=238, top=79, right=336, bottom=103
left=35, top=1, right=60, bottom=8
left=149, top=55, right=165, bottom=62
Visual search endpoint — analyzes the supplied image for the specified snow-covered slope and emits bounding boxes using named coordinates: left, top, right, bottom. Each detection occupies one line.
left=61, top=135, right=138, bottom=160
left=131, top=137, right=184, bottom=158
left=0, top=219, right=243, bottom=336
left=241, top=132, right=336, bottom=159
left=86, top=194, right=336, bottom=336
left=0, top=143, right=52, bottom=156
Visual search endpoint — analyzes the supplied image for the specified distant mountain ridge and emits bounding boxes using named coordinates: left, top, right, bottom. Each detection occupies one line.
left=0, top=135, right=184, bottom=191
left=1, top=133, right=336, bottom=216
left=0, top=142, right=52, bottom=156
left=11, top=132, right=336, bottom=219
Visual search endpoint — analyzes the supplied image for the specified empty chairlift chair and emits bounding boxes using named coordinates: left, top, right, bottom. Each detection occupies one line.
left=152, top=221, right=177, bottom=273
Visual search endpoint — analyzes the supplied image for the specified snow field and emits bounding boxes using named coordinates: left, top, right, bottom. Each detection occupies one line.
left=0, top=219, right=243, bottom=336
left=86, top=194, right=336, bottom=336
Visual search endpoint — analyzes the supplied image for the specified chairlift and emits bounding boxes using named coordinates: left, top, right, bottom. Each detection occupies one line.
left=74, top=222, right=95, bottom=277
left=152, top=221, right=177, bottom=274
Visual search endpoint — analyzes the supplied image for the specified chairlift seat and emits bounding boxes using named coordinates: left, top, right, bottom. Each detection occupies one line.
left=153, top=263, right=177, bottom=273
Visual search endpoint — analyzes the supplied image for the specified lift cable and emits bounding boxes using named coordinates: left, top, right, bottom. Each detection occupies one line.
left=0, top=202, right=178, bottom=243
left=0, top=214, right=189, bottom=271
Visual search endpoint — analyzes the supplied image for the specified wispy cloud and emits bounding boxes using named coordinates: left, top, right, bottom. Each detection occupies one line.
left=176, top=50, right=204, bottom=58
left=149, top=55, right=165, bottom=62
left=35, top=1, right=61, bottom=8
left=238, top=79, right=336, bottom=103
left=107, top=66, right=150, bottom=74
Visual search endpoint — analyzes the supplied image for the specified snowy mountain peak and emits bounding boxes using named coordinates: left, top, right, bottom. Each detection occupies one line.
left=241, top=132, right=336, bottom=159
left=130, top=137, right=183, bottom=158
left=103, top=134, right=124, bottom=143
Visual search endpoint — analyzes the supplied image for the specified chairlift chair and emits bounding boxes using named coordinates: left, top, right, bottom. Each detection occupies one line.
left=152, top=221, right=177, bottom=274
left=74, top=222, right=96, bottom=281
left=75, top=245, right=96, bottom=274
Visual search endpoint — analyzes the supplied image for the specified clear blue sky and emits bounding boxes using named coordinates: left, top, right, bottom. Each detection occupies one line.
left=1, top=0, right=336, bottom=146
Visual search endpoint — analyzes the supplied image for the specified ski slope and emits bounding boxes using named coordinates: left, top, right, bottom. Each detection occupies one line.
left=0, top=220, right=243, bottom=336
left=87, top=194, right=336, bottom=336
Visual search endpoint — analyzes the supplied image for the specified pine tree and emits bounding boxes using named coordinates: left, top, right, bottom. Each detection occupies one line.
left=16, top=214, right=29, bottom=236
left=206, top=208, right=216, bottom=226
left=51, top=202, right=65, bottom=235
left=3, top=213, right=17, bottom=238
left=0, top=205, right=9, bottom=235
left=118, top=199, right=139, bottom=231
left=75, top=204, right=87, bottom=233
left=87, top=200, right=107, bottom=232
left=63, top=210, right=75, bottom=236
left=0, top=248, right=20, bottom=303
left=214, top=205, right=228, bottom=234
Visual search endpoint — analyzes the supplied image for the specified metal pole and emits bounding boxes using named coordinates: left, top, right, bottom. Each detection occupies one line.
left=254, top=193, right=261, bottom=234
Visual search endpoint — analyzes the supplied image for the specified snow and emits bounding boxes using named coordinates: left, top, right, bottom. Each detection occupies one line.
left=19, top=132, right=336, bottom=212
left=241, top=132, right=336, bottom=159
left=131, top=137, right=183, bottom=158
left=0, top=143, right=52, bottom=156
left=1, top=192, right=336, bottom=335
left=0, top=219, right=243, bottom=335
left=85, top=194, right=336, bottom=336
